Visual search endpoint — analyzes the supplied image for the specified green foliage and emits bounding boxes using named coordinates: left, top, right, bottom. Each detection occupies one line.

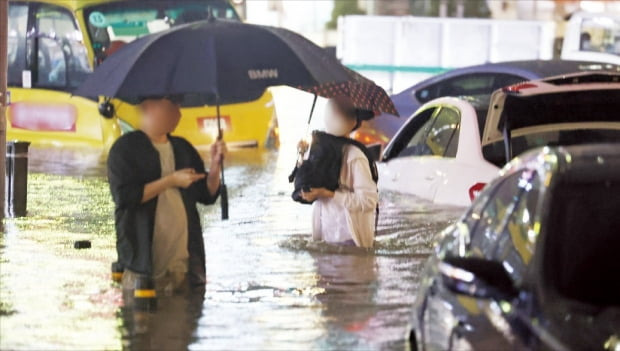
left=327, top=0, right=366, bottom=30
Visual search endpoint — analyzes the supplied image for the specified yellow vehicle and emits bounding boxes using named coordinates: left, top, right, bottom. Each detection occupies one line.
left=6, top=0, right=279, bottom=150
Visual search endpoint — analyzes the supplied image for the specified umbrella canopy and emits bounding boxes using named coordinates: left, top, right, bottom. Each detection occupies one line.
left=299, top=68, right=399, bottom=117
left=75, top=18, right=354, bottom=104
left=75, top=18, right=397, bottom=117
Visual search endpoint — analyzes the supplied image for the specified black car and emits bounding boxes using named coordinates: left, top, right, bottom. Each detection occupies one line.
left=409, top=144, right=620, bottom=351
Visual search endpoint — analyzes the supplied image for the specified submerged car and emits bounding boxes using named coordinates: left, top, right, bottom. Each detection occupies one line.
left=353, top=60, right=619, bottom=146
left=379, top=72, right=620, bottom=207
left=409, top=143, right=620, bottom=351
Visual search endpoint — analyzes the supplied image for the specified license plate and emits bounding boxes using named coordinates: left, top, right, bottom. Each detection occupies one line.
left=197, top=116, right=231, bottom=134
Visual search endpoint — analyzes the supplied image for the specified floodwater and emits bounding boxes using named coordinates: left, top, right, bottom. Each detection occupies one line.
left=0, top=89, right=464, bottom=350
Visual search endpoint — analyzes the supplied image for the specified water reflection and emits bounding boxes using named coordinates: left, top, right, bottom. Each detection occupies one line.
left=120, top=289, right=205, bottom=350
left=314, top=254, right=379, bottom=348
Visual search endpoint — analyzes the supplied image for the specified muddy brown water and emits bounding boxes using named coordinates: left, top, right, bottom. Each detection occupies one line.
left=0, top=89, right=464, bottom=350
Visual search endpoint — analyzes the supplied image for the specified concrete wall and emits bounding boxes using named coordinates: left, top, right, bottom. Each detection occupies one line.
left=337, top=15, right=556, bottom=93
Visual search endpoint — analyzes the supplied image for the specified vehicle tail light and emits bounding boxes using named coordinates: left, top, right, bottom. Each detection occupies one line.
left=469, top=183, right=486, bottom=202
left=503, top=83, right=537, bottom=93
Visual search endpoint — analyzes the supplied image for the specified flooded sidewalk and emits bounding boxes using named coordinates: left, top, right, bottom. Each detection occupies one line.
left=0, top=89, right=464, bottom=350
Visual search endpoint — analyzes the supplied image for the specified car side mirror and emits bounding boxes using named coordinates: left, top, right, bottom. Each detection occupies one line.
left=366, top=143, right=382, bottom=162
left=98, top=99, right=115, bottom=119
left=439, top=256, right=517, bottom=299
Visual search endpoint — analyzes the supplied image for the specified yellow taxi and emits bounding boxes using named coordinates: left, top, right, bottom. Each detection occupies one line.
left=6, top=0, right=278, bottom=150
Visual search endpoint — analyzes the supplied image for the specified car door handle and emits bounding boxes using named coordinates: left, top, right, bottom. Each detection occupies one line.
left=424, top=175, right=434, bottom=181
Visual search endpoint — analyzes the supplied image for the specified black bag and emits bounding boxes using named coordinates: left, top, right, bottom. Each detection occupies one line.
left=290, top=130, right=378, bottom=204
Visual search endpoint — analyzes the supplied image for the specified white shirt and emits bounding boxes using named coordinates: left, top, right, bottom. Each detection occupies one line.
left=151, top=141, right=189, bottom=278
left=312, top=144, right=378, bottom=248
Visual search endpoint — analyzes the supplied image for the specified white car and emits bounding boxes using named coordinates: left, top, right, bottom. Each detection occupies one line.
left=378, top=71, right=620, bottom=207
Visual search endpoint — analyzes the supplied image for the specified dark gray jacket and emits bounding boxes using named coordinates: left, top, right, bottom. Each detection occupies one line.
left=107, top=131, right=218, bottom=286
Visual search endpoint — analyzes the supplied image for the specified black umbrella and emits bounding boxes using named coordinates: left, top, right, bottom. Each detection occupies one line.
left=75, top=19, right=353, bottom=104
left=75, top=18, right=359, bottom=220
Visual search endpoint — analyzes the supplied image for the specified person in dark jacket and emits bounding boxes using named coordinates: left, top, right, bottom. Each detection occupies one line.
left=108, top=95, right=226, bottom=294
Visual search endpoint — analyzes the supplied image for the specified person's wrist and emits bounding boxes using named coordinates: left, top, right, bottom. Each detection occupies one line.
left=210, top=158, right=221, bottom=171
left=163, top=174, right=175, bottom=188
left=321, top=189, right=334, bottom=198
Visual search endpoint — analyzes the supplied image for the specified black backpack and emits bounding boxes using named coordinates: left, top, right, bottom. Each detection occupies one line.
left=289, top=130, right=378, bottom=204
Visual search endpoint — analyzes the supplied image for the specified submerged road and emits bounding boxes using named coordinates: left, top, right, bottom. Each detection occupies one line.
left=0, top=88, right=463, bottom=350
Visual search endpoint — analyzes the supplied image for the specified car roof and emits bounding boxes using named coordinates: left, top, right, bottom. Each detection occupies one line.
left=473, top=60, right=620, bottom=77
left=410, top=60, right=619, bottom=90
left=482, top=72, right=620, bottom=145
left=501, top=71, right=620, bottom=96
left=12, top=0, right=236, bottom=12
left=451, top=60, right=620, bottom=79
left=11, top=0, right=124, bottom=11
left=393, top=60, right=620, bottom=99
left=568, top=11, right=620, bottom=21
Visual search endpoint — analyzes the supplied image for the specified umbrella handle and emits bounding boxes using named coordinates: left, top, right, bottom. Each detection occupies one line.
left=220, top=183, right=229, bottom=220
left=216, top=102, right=229, bottom=220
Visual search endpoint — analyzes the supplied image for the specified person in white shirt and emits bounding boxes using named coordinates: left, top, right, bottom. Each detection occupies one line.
left=300, top=97, right=379, bottom=248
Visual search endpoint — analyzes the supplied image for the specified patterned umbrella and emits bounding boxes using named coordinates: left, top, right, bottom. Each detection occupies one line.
left=299, top=68, right=400, bottom=118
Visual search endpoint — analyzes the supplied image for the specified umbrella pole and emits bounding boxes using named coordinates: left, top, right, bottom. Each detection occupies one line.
left=305, top=94, right=318, bottom=132
left=216, top=102, right=229, bottom=220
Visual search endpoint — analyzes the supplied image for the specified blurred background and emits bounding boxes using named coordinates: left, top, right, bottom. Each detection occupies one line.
left=235, top=0, right=620, bottom=93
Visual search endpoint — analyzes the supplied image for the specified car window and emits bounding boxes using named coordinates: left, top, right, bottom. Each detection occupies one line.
left=399, top=111, right=436, bottom=157
left=579, top=17, right=620, bottom=55
left=8, top=3, right=28, bottom=87
left=34, top=3, right=92, bottom=89
left=396, top=106, right=461, bottom=158
left=546, top=181, right=620, bottom=306
left=426, top=107, right=460, bottom=157
left=416, top=73, right=525, bottom=103
left=493, top=170, right=540, bottom=285
left=469, top=171, right=527, bottom=259
left=383, top=107, right=436, bottom=160
left=84, top=0, right=239, bottom=65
